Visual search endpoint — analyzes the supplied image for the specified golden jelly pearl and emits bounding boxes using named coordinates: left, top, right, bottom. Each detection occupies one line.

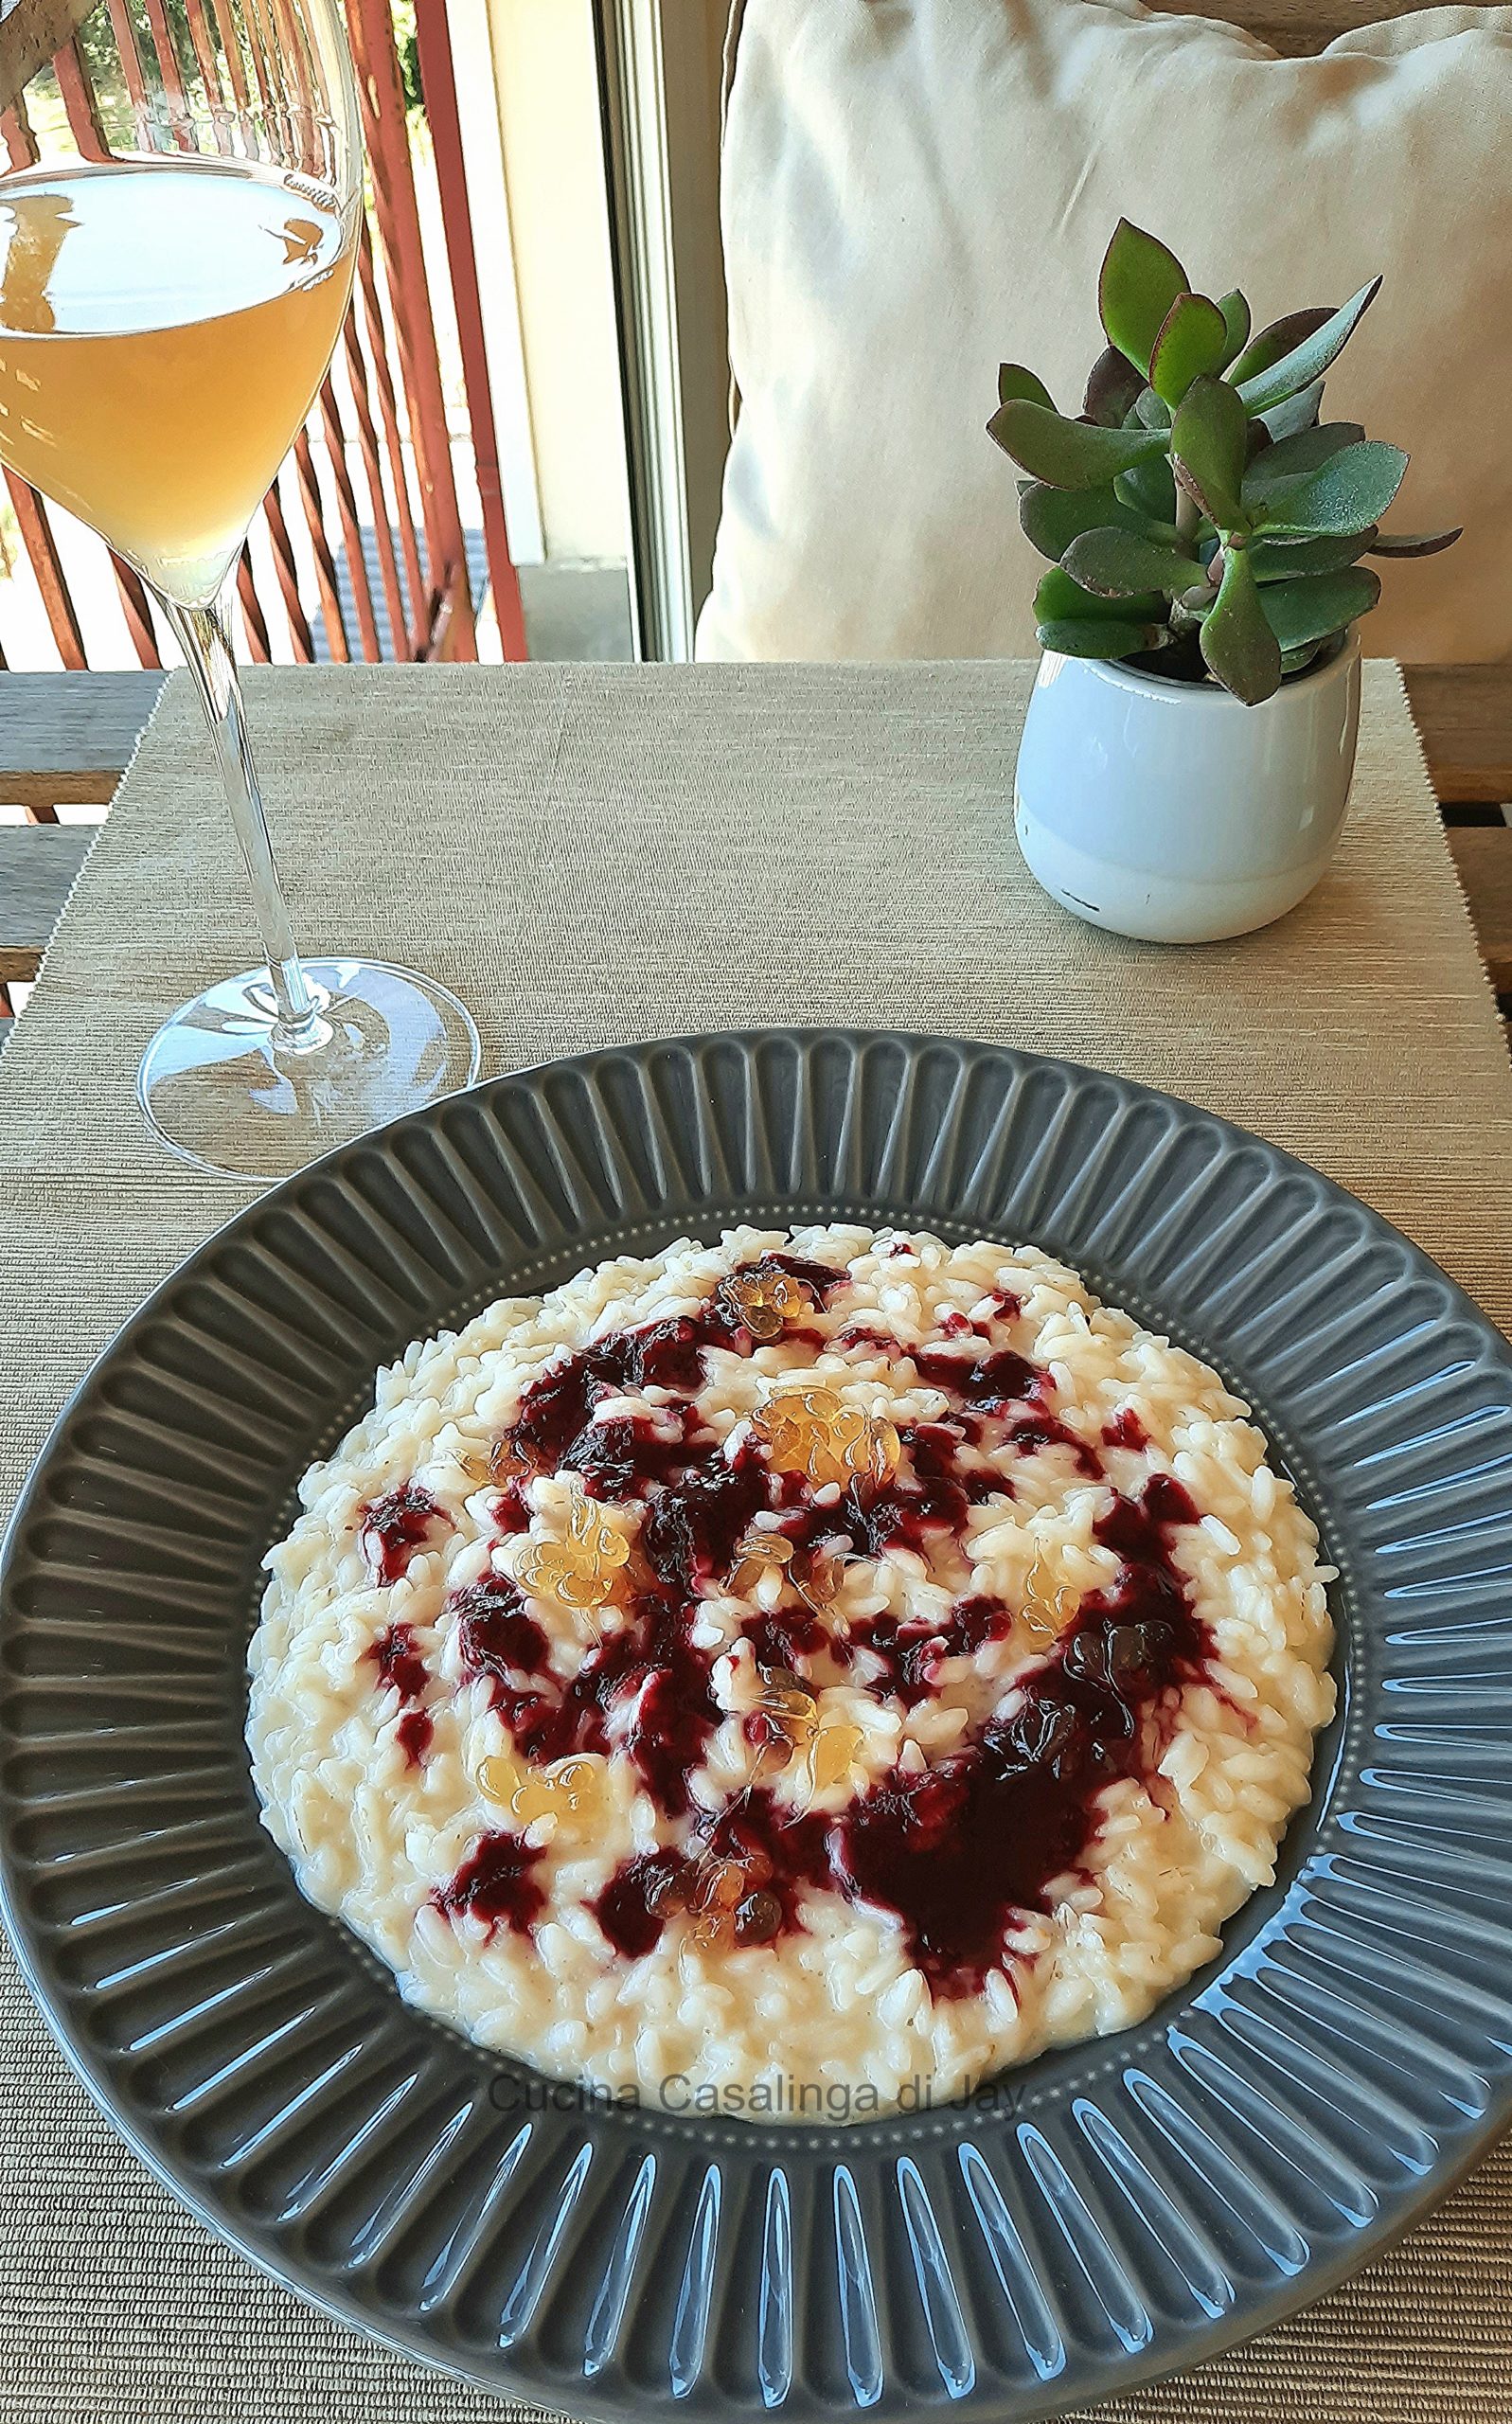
left=809, top=1719, right=866, bottom=1795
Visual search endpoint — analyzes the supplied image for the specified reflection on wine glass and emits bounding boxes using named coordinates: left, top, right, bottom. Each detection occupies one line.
left=0, top=3, right=480, bottom=1181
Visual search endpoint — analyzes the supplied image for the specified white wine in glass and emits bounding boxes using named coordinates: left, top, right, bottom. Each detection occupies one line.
left=0, top=2, right=480, bottom=1181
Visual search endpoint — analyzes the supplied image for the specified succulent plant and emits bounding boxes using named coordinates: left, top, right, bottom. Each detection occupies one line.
left=987, top=221, right=1459, bottom=704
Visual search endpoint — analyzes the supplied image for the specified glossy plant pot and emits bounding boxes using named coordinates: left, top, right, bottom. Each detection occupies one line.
left=1013, top=631, right=1362, bottom=944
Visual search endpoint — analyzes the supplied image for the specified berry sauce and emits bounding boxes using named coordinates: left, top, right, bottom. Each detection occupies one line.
left=429, top=1252, right=1214, bottom=1994
left=702, top=1786, right=832, bottom=1929
left=564, top=1408, right=704, bottom=1500
left=741, top=1603, right=832, bottom=1671
left=369, top=1621, right=434, bottom=1768
left=453, top=1576, right=549, bottom=1695
left=370, top=1619, right=429, bottom=1702
left=497, top=1254, right=846, bottom=1476
left=503, top=1316, right=712, bottom=1471
left=912, top=1344, right=1039, bottom=1405
left=590, top=1848, right=683, bottom=1959
left=910, top=1346, right=1102, bottom=1476
left=797, top=1420, right=1006, bottom=1563
left=832, top=1476, right=1203, bottom=1987
left=359, top=1484, right=448, bottom=1585
left=490, top=1478, right=532, bottom=1535
left=849, top=1595, right=1013, bottom=1709
left=432, top=1829, right=545, bottom=1937
left=396, top=1709, right=434, bottom=1766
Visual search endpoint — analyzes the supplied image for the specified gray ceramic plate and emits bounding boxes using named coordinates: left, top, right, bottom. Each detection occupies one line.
left=5, top=1029, right=1512, bottom=2420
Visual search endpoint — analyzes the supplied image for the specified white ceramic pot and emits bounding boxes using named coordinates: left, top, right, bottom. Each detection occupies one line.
left=1013, top=632, right=1362, bottom=944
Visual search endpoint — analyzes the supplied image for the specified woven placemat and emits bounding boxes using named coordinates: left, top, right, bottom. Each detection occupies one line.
left=2, top=658, right=1510, bottom=2421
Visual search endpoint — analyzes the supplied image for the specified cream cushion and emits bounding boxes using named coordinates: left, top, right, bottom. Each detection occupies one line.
left=697, top=0, right=1512, bottom=665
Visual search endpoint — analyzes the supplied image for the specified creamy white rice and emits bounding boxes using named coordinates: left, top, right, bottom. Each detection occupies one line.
left=247, top=1226, right=1335, bottom=2122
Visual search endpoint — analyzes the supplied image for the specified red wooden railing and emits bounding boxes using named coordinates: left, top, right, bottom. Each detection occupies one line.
left=0, top=0, right=526, bottom=712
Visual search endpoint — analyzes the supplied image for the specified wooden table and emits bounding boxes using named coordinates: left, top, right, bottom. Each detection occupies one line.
left=4, top=664, right=1511, bottom=1003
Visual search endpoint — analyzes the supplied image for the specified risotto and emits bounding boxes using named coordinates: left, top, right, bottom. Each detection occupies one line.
left=247, top=1226, right=1336, bottom=2121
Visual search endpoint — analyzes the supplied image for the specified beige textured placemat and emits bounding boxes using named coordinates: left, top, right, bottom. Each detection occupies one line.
left=2, top=658, right=1510, bottom=2422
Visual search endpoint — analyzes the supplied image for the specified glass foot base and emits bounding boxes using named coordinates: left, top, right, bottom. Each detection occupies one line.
left=137, top=959, right=483, bottom=1182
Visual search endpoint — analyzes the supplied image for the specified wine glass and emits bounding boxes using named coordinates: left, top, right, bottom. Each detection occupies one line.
left=0, top=0, right=481, bottom=1181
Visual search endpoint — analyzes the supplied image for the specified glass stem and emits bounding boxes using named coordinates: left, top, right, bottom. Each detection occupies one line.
left=161, top=577, right=324, bottom=1049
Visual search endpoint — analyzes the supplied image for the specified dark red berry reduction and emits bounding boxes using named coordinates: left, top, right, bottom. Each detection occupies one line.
left=832, top=1475, right=1204, bottom=1987
left=498, top=1256, right=846, bottom=1479
left=498, top=1316, right=708, bottom=1471
left=809, top=1419, right=1005, bottom=1561
left=369, top=1620, right=435, bottom=1768
left=703, top=1787, right=831, bottom=1931
left=848, top=1594, right=1012, bottom=1709
left=431, top=1829, right=545, bottom=1937
left=490, top=1477, right=532, bottom=1534
left=912, top=1343, right=1038, bottom=1404
left=589, top=1848, right=684, bottom=1960
left=453, top=1575, right=549, bottom=1692
left=370, top=1618, right=429, bottom=1702
left=396, top=1708, right=434, bottom=1766
left=910, top=1346, right=1102, bottom=1476
left=740, top=1602, right=832, bottom=1672
left=359, top=1484, right=448, bottom=1585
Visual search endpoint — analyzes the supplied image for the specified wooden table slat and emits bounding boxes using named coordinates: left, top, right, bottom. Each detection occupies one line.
left=0, top=824, right=94, bottom=980
left=1403, top=664, right=1512, bottom=807
left=0, top=670, right=165, bottom=808
left=1448, top=826, right=1512, bottom=995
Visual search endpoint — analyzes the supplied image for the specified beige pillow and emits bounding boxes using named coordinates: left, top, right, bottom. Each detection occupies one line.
left=697, top=0, right=1512, bottom=666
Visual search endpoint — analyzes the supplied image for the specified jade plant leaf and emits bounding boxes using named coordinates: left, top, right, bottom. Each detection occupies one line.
left=1235, top=278, right=1381, bottom=413
left=1368, top=526, right=1463, bottom=557
left=1199, top=545, right=1282, bottom=703
left=1248, top=527, right=1378, bottom=580
left=1217, top=288, right=1251, bottom=368
left=998, top=363, right=1056, bottom=412
left=1036, top=615, right=1166, bottom=660
left=1035, top=565, right=1169, bottom=635
left=1098, top=220, right=1189, bottom=374
left=1019, top=481, right=1159, bottom=561
left=1149, top=292, right=1231, bottom=406
left=1243, top=420, right=1365, bottom=493
left=1280, top=642, right=1324, bottom=674
left=1254, top=440, right=1408, bottom=537
left=1227, top=306, right=1331, bottom=388
left=1113, top=454, right=1180, bottom=523
left=1082, top=347, right=1145, bottom=428
left=1258, top=380, right=1325, bottom=445
left=987, top=398, right=1169, bottom=490
left=1062, top=526, right=1205, bottom=599
left=1259, top=564, right=1381, bottom=651
left=1170, top=374, right=1248, bottom=531
left=1132, top=388, right=1172, bottom=429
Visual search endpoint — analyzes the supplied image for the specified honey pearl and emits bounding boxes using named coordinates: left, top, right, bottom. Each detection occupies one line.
left=720, top=1258, right=818, bottom=1343
left=735, top=1889, right=783, bottom=1945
